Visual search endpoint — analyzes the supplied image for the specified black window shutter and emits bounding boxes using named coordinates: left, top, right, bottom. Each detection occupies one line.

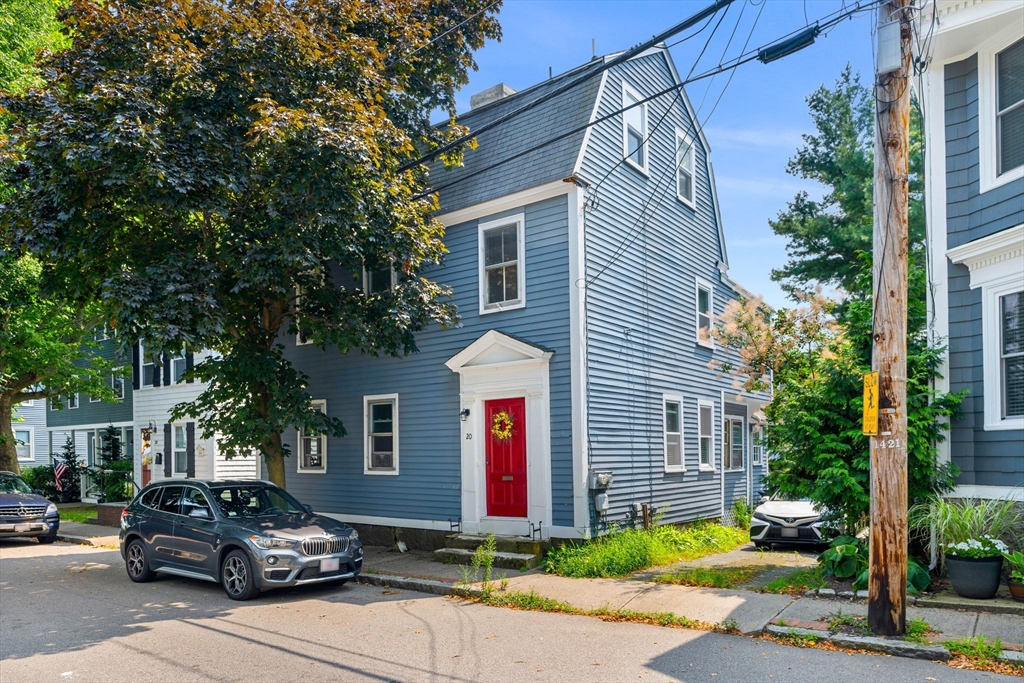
left=186, top=422, right=196, bottom=478
left=132, top=342, right=141, bottom=390
left=185, top=352, right=194, bottom=384
left=153, top=355, right=161, bottom=387
left=163, top=354, right=172, bottom=386
left=163, top=423, right=172, bottom=477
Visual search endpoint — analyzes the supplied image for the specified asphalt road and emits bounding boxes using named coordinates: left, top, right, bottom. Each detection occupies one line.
left=0, top=541, right=1016, bottom=683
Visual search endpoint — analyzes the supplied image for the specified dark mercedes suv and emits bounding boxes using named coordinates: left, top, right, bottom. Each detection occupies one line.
left=0, top=471, right=59, bottom=543
left=119, top=480, right=362, bottom=600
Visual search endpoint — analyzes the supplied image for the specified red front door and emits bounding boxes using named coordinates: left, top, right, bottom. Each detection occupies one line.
left=485, top=398, right=527, bottom=518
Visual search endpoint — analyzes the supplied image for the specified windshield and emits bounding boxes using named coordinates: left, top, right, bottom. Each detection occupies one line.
left=0, top=475, right=33, bottom=495
left=208, top=485, right=306, bottom=518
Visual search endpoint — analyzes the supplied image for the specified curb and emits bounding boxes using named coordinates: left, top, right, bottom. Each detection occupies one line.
left=56, top=533, right=119, bottom=548
left=802, top=589, right=1023, bottom=616
left=766, top=623, right=950, bottom=661
left=356, top=572, right=482, bottom=598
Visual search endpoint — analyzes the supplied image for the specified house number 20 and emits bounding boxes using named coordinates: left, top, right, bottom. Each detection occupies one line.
left=465, top=433, right=473, bottom=440
left=878, top=438, right=901, bottom=449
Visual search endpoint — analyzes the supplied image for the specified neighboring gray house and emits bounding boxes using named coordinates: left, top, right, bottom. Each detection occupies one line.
left=918, top=0, right=1023, bottom=501
left=11, top=399, right=47, bottom=468
left=282, top=46, right=769, bottom=540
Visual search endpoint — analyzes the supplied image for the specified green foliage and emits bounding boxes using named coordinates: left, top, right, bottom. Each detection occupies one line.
left=97, top=426, right=133, bottom=502
left=904, top=617, right=933, bottom=644
left=826, top=609, right=871, bottom=635
left=460, top=534, right=501, bottom=595
left=944, top=635, right=1004, bottom=662
left=56, top=505, right=95, bottom=524
left=732, top=497, right=752, bottom=530
left=0, top=0, right=69, bottom=94
left=481, top=590, right=576, bottom=613
left=655, top=566, right=764, bottom=589
left=19, top=465, right=59, bottom=500
left=760, top=567, right=827, bottom=594
left=909, top=497, right=1023, bottom=563
left=1003, top=551, right=1024, bottom=582
left=818, top=536, right=868, bottom=580
left=545, top=521, right=748, bottom=578
left=907, top=558, right=932, bottom=594
left=1, top=0, right=501, bottom=488
left=53, top=435, right=80, bottom=500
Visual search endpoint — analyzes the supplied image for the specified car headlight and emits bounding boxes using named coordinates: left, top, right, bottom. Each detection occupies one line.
left=753, top=512, right=768, bottom=521
left=349, top=529, right=359, bottom=541
left=249, top=535, right=295, bottom=550
left=46, top=503, right=58, bottom=515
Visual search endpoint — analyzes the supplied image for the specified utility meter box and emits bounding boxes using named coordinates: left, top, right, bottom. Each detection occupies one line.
left=588, top=470, right=613, bottom=490
left=594, top=493, right=610, bottom=514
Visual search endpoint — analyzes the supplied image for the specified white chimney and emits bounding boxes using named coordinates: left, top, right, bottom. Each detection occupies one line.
left=470, top=83, right=516, bottom=110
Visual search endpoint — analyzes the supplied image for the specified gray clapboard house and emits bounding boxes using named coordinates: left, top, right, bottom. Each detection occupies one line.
left=282, top=46, right=769, bottom=541
left=918, top=0, right=1023, bottom=501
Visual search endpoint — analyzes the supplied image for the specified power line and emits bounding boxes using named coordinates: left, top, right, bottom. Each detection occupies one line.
left=420, top=0, right=882, bottom=201
left=398, top=0, right=742, bottom=173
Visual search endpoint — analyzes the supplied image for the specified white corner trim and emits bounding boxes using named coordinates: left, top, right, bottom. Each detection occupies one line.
left=976, top=26, right=1024, bottom=194
left=621, top=80, right=649, bottom=176
left=363, top=393, right=399, bottom=476
left=719, top=391, right=725, bottom=520
left=297, top=399, right=327, bottom=474
left=478, top=213, right=526, bottom=316
left=435, top=180, right=571, bottom=228
left=567, top=185, right=591, bottom=531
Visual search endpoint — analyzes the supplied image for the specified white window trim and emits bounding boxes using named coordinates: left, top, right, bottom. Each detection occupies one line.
left=362, top=262, right=397, bottom=295
left=172, top=424, right=188, bottom=475
left=697, top=399, right=716, bottom=472
left=112, top=369, right=125, bottom=401
left=978, top=27, right=1024, bottom=194
left=14, top=426, right=34, bottom=461
left=478, top=214, right=526, bottom=315
left=169, top=350, right=188, bottom=385
left=89, top=393, right=101, bottom=403
left=140, top=342, right=156, bottom=387
left=724, top=416, right=746, bottom=471
left=947, top=224, right=1024, bottom=430
left=695, top=276, right=714, bottom=349
left=364, top=393, right=399, bottom=476
left=297, top=399, right=328, bottom=474
left=67, top=393, right=79, bottom=410
left=621, top=81, right=649, bottom=175
left=663, top=394, right=685, bottom=473
left=675, top=128, right=696, bottom=208
left=751, top=425, right=763, bottom=465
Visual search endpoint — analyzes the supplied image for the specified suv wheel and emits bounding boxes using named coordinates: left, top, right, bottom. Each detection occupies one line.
left=221, top=549, right=259, bottom=601
left=125, top=539, right=155, bottom=582
left=38, top=533, right=57, bottom=544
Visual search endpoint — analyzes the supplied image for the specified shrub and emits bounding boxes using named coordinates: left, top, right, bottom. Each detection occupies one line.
left=733, top=498, right=752, bottom=529
left=20, top=465, right=59, bottom=501
left=909, top=497, right=1023, bottom=567
left=545, top=521, right=748, bottom=578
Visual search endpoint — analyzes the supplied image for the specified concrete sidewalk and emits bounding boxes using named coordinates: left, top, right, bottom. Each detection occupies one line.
left=56, top=521, right=120, bottom=548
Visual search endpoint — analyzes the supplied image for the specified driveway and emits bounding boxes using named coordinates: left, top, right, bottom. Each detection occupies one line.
left=0, top=540, right=1015, bottom=682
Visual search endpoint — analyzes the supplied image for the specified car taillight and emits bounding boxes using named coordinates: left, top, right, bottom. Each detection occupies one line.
left=120, top=508, right=129, bottom=522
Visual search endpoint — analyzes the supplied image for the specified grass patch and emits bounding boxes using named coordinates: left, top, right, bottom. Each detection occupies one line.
left=904, top=617, right=933, bottom=644
left=825, top=609, right=871, bottom=636
left=545, top=521, right=748, bottom=578
left=778, top=628, right=822, bottom=646
left=944, top=635, right=1003, bottom=662
left=58, top=506, right=97, bottom=524
left=759, top=566, right=827, bottom=594
left=656, top=565, right=764, bottom=589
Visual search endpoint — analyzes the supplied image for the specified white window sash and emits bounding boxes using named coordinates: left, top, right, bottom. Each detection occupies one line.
left=362, top=262, right=397, bottom=295
left=364, top=393, right=399, bottom=475
left=622, top=82, right=648, bottom=173
left=14, top=428, right=33, bottom=461
left=695, top=277, right=714, bottom=348
left=663, top=395, right=684, bottom=473
left=297, top=400, right=328, bottom=473
left=697, top=401, right=715, bottom=471
left=977, top=27, right=1024, bottom=192
left=478, top=214, right=526, bottom=315
left=675, top=129, right=696, bottom=207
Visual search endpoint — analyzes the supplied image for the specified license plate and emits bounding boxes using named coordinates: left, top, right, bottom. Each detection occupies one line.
left=320, top=557, right=340, bottom=572
left=781, top=527, right=799, bottom=538
left=14, top=524, right=31, bottom=533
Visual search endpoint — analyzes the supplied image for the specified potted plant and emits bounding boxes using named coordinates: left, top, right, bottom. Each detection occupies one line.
left=1005, top=550, right=1024, bottom=603
left=943, top=537, right=1008, bottom=599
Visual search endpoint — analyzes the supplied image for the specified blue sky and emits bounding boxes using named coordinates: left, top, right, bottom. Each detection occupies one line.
left=450, top=0, right=877, bottom=307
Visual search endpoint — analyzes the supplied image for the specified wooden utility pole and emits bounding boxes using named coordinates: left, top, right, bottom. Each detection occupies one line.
left=869, top=0, right=912, bottom=637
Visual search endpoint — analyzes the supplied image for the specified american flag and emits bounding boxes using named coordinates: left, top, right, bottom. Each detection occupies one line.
left=54, top=462, right=68, bottom=493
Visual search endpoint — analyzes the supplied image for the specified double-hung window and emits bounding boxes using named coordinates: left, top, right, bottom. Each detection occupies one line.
left=695, top=278, right=713, bottom=347
left=171, top=349, right=188, bottom=384
left=364, top=394, right=398, bottom=474
left=363, top=262, right=395, bottom=295
left=479, top=215, right=525, bottom=313
left=697, top=401, right=714, bottom=469
left=724, top=418, right=744, bottom=470
left=140, top=343, right=156, bottom=387
left=751, top=425, right=763, bottom=465
left=67, top=393, right=79, bottom=410
left=298, top=400, right=327, bottom=473
left=622, top=83, right=647, bottom=172
left=676, top=130, right=695, bottom=206
left=173, top=426, right=188, bottom=474
left=663, top=396, right=684, bottom=472
left=112, top=370, right=125, bottom=400
left=997, top=38, right=1023, bottom=177
left=1001, top=291, right=1024, bottom=419
left=14, top=429, right=32, bottom=461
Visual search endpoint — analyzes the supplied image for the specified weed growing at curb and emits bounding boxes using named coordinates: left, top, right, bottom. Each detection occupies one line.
left=826, top=609, right=871, bottom=636
left=903, top=617, right=933, bottom=644
left=457, top=535, right=506, bottom=597
left=944, top=635, right=1003, bottom=662
left=760, top=566, right=827, bottom=594
left=779, top=629, right=822, bottom=646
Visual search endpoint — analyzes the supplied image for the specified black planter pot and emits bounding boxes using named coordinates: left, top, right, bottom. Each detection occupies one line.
left=946, top=555, right=1003, bottom=599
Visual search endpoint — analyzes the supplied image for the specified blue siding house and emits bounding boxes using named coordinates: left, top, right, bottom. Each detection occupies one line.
left=11, top=399, right=47, bottom=468
left=283, top=46, right=769, bottom=540
left=918, top=0, right=1023, bottom=501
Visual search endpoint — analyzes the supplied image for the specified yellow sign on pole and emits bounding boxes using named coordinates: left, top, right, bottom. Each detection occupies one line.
left=863, top=371, right=879, bottom=436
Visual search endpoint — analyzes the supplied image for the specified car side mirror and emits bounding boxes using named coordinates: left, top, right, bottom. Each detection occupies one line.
left=303, top=504, right=314, bottom=515
left=760, top=495, right=769, bottom=504
left=33, top=489, right=43, bottom=496
left=188, top=508, right=210, bottom=519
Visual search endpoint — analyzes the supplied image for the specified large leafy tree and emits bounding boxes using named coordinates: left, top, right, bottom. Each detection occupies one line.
left=769, top=66, right=925, bottom=296
left=2, top=0, right=501, bottom=487
left=0, top=0, right=115, bottom=474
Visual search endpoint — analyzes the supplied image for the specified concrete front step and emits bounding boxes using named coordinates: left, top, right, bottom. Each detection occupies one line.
left=433, top=547, right=542, bottom=570
left=444, top=533, right=546, bottom=556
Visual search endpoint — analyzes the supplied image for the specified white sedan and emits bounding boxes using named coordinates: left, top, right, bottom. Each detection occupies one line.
left=750, top=498, right=830, bottom=548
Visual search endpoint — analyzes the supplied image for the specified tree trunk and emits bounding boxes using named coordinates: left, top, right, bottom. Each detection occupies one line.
left=262, top=430, right=286, bottom=489
left=0, top=393, right=21, bottom=475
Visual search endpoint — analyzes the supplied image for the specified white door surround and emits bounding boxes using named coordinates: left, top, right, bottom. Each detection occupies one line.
left=446, top=330, right=554, bottom=538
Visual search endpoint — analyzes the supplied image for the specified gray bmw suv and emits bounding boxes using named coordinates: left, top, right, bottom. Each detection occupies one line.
left=119, top=480, right=362, bottom=600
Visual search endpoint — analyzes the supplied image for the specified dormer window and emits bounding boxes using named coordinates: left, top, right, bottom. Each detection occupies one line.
left=622, top=83, right=647, bottom=173
left=996, top=38, right=1023, bottom=177
left=676, top=130, right=695, bottom=206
